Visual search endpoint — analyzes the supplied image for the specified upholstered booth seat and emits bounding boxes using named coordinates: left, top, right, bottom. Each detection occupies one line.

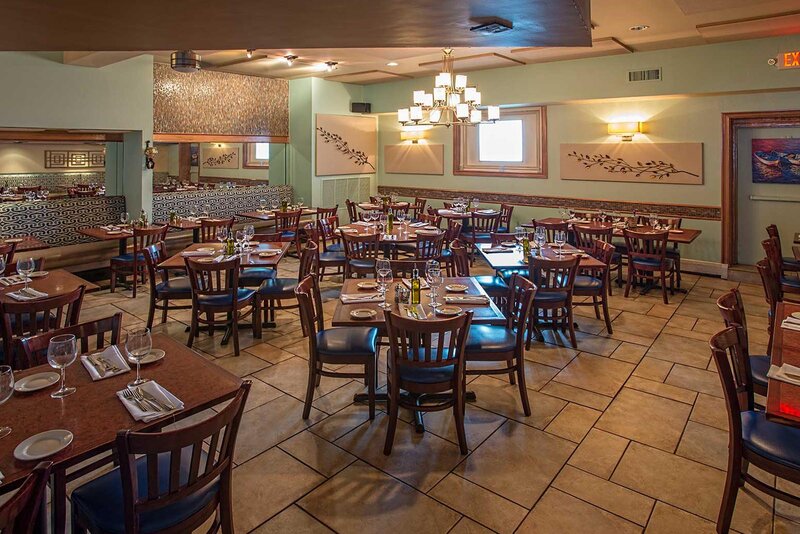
left=197, top=288, right=255, bottom=307
left=741, top=410, right=800, bottom=470
left=238, top=267, right=277, bottom=287
left=465, top=325, right=516, bottom=353
left=317, top=327, right=378, bottom=358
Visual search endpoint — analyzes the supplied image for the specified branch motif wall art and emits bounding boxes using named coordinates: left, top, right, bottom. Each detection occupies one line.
left=200, top=146, right=240, bottom=169
left=560, top=143, right=703, bottom=185
left=315, top=114, right=377, bottom=176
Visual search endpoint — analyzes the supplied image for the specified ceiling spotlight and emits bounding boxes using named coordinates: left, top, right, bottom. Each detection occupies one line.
left=170, top=50, right=201, bottom=73
left=324, top=61, right=338, bottom=72
left=629, top=24, right=650, bottom=31
left=246, top=49, right=254, bottom=59
left=284, top=54, right=297, bottom=66
left=386, top=61, right=399, bottom=67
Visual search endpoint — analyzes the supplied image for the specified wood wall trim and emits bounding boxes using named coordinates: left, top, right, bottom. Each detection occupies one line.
left=379, top=185, right=721, bottom=220
left=0, top=131, right=124, bottom=142
left=153, top=134, right=289, bottom=144
left=721, top=110, right=800, bottom=265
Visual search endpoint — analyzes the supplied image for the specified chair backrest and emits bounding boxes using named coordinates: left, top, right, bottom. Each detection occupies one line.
left=449, top=239, right=470, bottom=277
left=296, top=274, right=325, bottom=344
left=716, top=288, right=751, bottom=356
left=0, top=242, right=17, bottom=274
left=762, top=236, right=785, bottom=278
left=389, top=203, right=409, bottom=217
left=389, top=259, right=431, bottom=279
left=18, top=313, right=123, bottom=370
left=490, top=232, right=517, bottom=246
left=384, top=309, right=473, bottom=374
left=133, top=225, right=168, bottom=254
left=345, top=199, right=359, bottom=223
left=470, top=211, right=501, bottom=234
left=185, top=256, right=241, bottom=305
left=709, top=325, right=754, bottom=445
left=573, top=225, right=613, bottom=253
left=506, top=274, right=537, bottom=349
left=419, top=213, right=441, bottom=228
left=499, top=203, right=514, bottom=228
left=299, top=241, right=319, bottom=280
left=0, top=461, right=51, bottom=533
left=590, top=240, right=615, bottom=277
left=5, top=257, right=46, bottom=276
left=532, top=220, right=569, bottom=242
left=528, top=255, right=578, bottom=300
left=274, top=210, right=302, bottom=233
left=766, top=224, right=782, bottom=252
left=199, top=218, right=234, bottom=243
left=443, top=202, right=454, bottom=209
left=315, top=205, right=338, bottom=220
left=415, top=231, right=445, bottom=260
left=253, top=230, right=282, bottom=242
left=446, top=220, right=463, bottom=242
left=340, top=231, right=382, bottom=261
left=316, top=216, right=341, bottom=253
left=756, top=258, right=780, bottom=313
left=142, top=242, right=168, bottom=295
left=413, top=197, right=427, bottom=213
left=115, top=382, right=250, bottom=533
left=624, top=229, right=669, bottom=265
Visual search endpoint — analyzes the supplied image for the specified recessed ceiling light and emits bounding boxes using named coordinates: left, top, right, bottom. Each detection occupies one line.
left=246, top=49, right=254, bottom=59
left=629, top=24, right=649, bottom=31
left=284, top=55, right=297, bottom=66
left=324, top=61, right=338, bottom=72
left=386, top=61, right=399, bottom=67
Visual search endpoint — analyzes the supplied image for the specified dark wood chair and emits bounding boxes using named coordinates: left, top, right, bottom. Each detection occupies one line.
left=463, top=210, right=501, bottom=262
left=341, top=231, right=381, bottom=279
left=573, top=240, right=614, bottom=334
left=185, top=256, right=259, bottom=356
left=110, top=225, right=168, bottom=297
left=316, top=217, right=346, bottom=281
left=1, top=285, right=85, bottom=367
left=315, top=205, right=338, bottom=220
left=716, top=288, right=770, bottom=398
left=238, top=231, right=281, bottom=288
left=415, top=231, right=445, bottom=261
left=762, top=237, right=800, bottom=301
left=199, top=218, right=234, bottom=243
left=345, top=199, right=360, bottom=223
left=573, top=224, right=622, bottom=293
left=0, top=461, right=51, bottom=533
left=527, top=255, right=579, bottom=349
left=767, top=224, right=800, bottom=272
left=418, top=213, right=441, bottom=228
left=257, top=241, right=317, bottom=328
left=383, top=309, right=474, bottom=455
left=388, top=259, right=430, bottom=279
left=142, top=242, right=192, bottom=330
left=532, top=219, right=569, bottom=243
left=388, top=203, right=409, bottom=217
left=490, top=232, right=517, bottom=246
left=410, top=197, right=427, bottom=220
left=440, top=220, right=463, bottom=277
left=450, top=239, right=508, bottom=306
left=72, top=382, right=251, bottom=534
left=0, top=242, right=17, bottom=275
left=710, top=325, right=800, bottom=534
left=465, top=273, right=535, bottom=416
left=296, top=274, right=378, bottom=419
left=18, top=313, right=123, bottom=370
left=624, top=229, right=675, bottom=304
left=756, top=259, right=780, bottom=355
left=274, top=209, right=303, bottom=256
left=498, top=203, right=514, bottom=233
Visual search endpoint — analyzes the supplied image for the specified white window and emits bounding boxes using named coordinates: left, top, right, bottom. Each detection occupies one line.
left=254, top=143, right=270, bottom=160
left=244, top=142, right=270, bottom=168
left=478, top=120, right=523, bottom=162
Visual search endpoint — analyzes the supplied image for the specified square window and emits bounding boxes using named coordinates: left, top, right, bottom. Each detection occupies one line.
left=254, top=143, right=270, bottom=160
left=479, top=120, right=523, bottom=162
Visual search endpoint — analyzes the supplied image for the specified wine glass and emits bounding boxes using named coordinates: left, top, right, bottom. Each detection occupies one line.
left=216, top=227, right=227, bottom=246
left=378, top=213, right=388, bottom=233
left=259, top=198, right=267, bottom=211
left=649, top=213, right=658, bottom=230
left=0, top=365, right=13, bottom=437
left=244, top=224, right=255, bottom=247
left=377, top=269, right=393, bottom=310
left=235, top=230, right=246, bottom=251
left=425, top=259, right=440, bottom=297
left=188, top=205, right=197, bottom=218
left=427, top=267, right=443, bottom=309
left=271, top=199, right=280, bottom=210
left=554, top=230, right=567, bottom=256
left=125, top=328, right=152, bottom=387
left=472, top=198, right=480, bottom=210
left=515, top=226, right=526, bottom=247
left=17, top=257, right=35, bottom=289
left=47, top=334, right=77, bottom=398
left=297, top=196, right=305, bottom=208
left=375, top=258, right=390, bottom=278
left=120, top=212, right=129, bottom=226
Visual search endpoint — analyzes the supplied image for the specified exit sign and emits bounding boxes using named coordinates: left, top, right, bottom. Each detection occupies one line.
left=778, top=51, right=800, bottom=69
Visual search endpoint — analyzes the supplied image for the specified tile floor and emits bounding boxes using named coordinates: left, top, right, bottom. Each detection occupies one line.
left=71, top=257, right=799, bottom=534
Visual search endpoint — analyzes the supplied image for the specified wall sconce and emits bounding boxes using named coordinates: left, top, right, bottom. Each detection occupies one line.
left=144, top=140, right=158, bottom=169
left=400, top=130, right=427, bottom=144
left=607, top=121, right=643, bottom=142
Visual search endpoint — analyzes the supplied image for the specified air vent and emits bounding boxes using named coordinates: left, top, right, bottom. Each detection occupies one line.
left=628, top=68, right=662, bottom=82
left=470, top=20, right=513, bottom=35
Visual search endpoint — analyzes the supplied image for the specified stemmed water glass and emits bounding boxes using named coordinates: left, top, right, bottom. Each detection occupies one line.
left=554, top=230, right=567, bottom=256
left=426, top=260, right=440, bottom=297
left=534, top=227, right=546, bottom=251
left=235, top=230, right=246, bottom=251
left=17, top=257, right=35, bottom=290
left=271, top=199, right=280, bottom=210
left=297, top=197, right=305, bottom=208
left=378, top=213, right=388, bottom=233
left=376, top=259, right=393, bottom=310
left=126, top=328, right=152, bottom=387
left=188, top=205, right=197, bottom=219
left=427, top=267, right=442, bottom=309
left=0, top=365, right=13, bottom=437
left=48, top=334, right=77, bottom=398
left=648, top=213, right=659, bottom=230
left=259, top=198, right=267, bottom=211
left=473, top=198, right=480, bottom=210
left=216, top=228, right=227, bottom=247
left=244, top=224, right=255, bottom=247
left=120, top=212, right=129, bottom=226
left=515, top=226, right=526, bottom=248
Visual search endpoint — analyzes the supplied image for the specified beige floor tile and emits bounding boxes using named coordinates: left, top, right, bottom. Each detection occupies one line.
left=245, top=342, right=297, bottom=364
left=667, top=314, right=698, bottom=330
left=553, top=465, right=655, bottom=525
left=666, top=364, right=723, bottom=397
left=570, top=331, right=622, bottom=357
left=612, top=311, right=668, bottom=339
left=311, top=380, right=364, bottom=415
left=517, top=488, right=641, bottom=534
left=648, top=303, right=678, bottom=319
left=525, top=343, right=579, bottom=369
left=544, top=403, right=601, bottom=442
left=647, top=333, right=711, bottom=368
left=449, top=517, right=494, bottom=534
left=429, top=474, right=528, bottom=534
left=675, top=420, right=728, bottom=471
left=633, top=357, right=674, bottom=382
left=675, top=298, right=721, bottom=320
left=554, top=352, right=635, bottom=397
left=299, top=461, right=461, bottom=534
left=250, top=505, right=334, bottom=534
left=690, top=393, right=729, bottom=431
left=279, top=429, right=356, bottom=477
left=644, top=501, right=717, bottom=534
left=213, top=377, right=283, bottom=413
left=610, top=342, right=648, bottom=364
left=455, top=420, right=575, bottom=508
left=605, top=327, right=658, bottom=347
left=596, top=388, right=691, bottom=452
left=421, top=403, right=506, bottom=450
left=539, top=380, right=612, bottom=410
left=233, top=448, right=325, bottom=533
left=254, top=356, right=345, bottom=400
left=568, top=428, right=629, bottom=479
left=624, top=375, right=697, bottom=404
left=213, top=353, right=271, bottom=377
left=309, top=403, right=374, bottom=442
left=662, top=324, right=713, bottom=342
left=469, top=376, right=566, bottom=429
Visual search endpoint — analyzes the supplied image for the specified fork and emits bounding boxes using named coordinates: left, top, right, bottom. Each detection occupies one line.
left=121, top=389, right=151, bottom=412
left=130, top=389, right=164, bottom=412
left=97, top=357, right=121, bottom=373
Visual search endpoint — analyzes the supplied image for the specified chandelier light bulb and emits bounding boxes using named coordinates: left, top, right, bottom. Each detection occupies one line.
left=433, top=87, right=446, bottom=102
left=422, top=93, right=433, bottom=107
left=397, top=108, right=410, bottom=123
left=409, top=106, right=423, bottom=121
left=438, top=72, right=452, bottom=88
left=448, top=93, right=461, bottom=106
left=429, top=109, right=442, bottom=123
left=456, top=103, right=469, bottom=119
left=470, top=109, right=482, bottom=123
left=487, top=106, right=500, bottom=121
left=455, top=75, right=467, bottom=90
left=413, top=90, right=425, bottom=105
left=464, top=87, right=477, bottom=102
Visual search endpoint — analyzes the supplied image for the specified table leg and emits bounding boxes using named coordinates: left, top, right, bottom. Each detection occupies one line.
left=50, top=467, right=67, bottom=534
left=192, top=228, right=200, bottom=243
left=118, top=237, right=127, bottom=256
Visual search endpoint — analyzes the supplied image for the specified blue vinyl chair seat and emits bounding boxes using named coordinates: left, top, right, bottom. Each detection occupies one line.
left=474, top=275, right=508, bottom=296
left=497, top=226, right=509, bottom=233
left=782, top=276, right=800, bottom=289
left=349, top=258, right=376, bottom=270
left=741, top=410, right=800, bottom=470
left=533, top=292, right=568, bottom=304
left=399, top=364, right=455, bottom=384
left=238, top=267, right=277, bottom=287
left=154, top=276, right=192, bottom=295
left=573, top=275, right=603, bottom=291
left=319, top=251, right=346, bottom=262
left=111, top=252, right=146, bottom=263
left=498, top=269, right=528, bottom=284
left=750, top=354, right=770, bottom=389
left=631, top=257, right=674, bottom=269
left=281, top=231, right=296, bottom=240
left=257, top=278, right=298, bottom=296
left=465, top=325, right=516, bottom=353
left=326, top=242, right=344, bottom=253
left=71, top=449, right=217, bottom=534
left=317, top=327, right=378, bottom=358
left=197, top=288, right=255, bottom=307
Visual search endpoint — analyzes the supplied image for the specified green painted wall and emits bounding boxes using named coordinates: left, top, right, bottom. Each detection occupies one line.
left=289, top=78, right=313, bottom=203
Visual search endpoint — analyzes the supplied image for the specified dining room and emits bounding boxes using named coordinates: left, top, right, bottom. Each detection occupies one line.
left=1, top=1, right=800, bottom=533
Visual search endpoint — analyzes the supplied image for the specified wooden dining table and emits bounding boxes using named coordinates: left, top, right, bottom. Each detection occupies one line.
left=436, top=208, right=500, bottom=220
left=521, top=218, right=702, bottom=245
left=78, top=225, right=165, bottom=256
left=338, top=222, right=443, bottom=244
left=477, top=242, right=605, bottom=271
left=0, top=269, right=99, bottom=304
left=766, top=301, right=800, bottom=427
left=2, top=235, right=50, bottom=253
left=0, top=334, right=242, bottom=534
left=357, top=202, right=409, bottom=211
left=155, top=217, right=202, bottom=242
left=238, top=208, right=318, bottom=222
left=158, top=241, right=291, bottom=271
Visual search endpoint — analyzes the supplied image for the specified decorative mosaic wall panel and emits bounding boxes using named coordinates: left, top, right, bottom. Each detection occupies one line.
left=152, top=184, right=293, bottom=222
left=0, top=172, right=105, bottom=191
left=153, top=63, right=289, bottom=137
left=0, top=196, right=125, bottom=247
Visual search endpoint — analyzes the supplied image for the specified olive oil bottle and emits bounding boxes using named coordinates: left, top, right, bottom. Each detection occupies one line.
left=225, top=230, right=236, bottom=255
left=410, top=268, right=421, bottom=305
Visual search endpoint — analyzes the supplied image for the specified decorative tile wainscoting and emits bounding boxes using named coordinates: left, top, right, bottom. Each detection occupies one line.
left=0, top=196, right=125, bottom=247
left=152, top=184, right=293, bottom=222
left=0, top=172, right=105, bottom=191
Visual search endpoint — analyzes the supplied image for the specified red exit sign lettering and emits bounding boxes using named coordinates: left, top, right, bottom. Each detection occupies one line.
left=779, top=51, right=800, bottom=69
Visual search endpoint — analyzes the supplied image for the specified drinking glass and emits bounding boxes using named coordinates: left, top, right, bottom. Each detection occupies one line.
left=649, top=214, right=658, bottom=229
left=244, top=224, right=255, bottom=246
left=554, top=230, right=567, bottom=256
left=17, top=257, right=35, bottom=289
left=377, top=269, right=393, bottom=310
left=515, top=226, right=526, bottom=247
left=427, top=267, right=443, bottom=308
left=297, top=197, right=305, bottom=208
left=473, top=198, right=480, bottom=210
left=188, top=205, right=197, bottom=218
left=126, top=328, right=152, bottom=387
left=216, top=227, right=227, bottom=245
left=426, top=259, right=440, bottom=297
left=375, top=259, right=390, bottom=279
left=378, top=214, right=388, bottom=233
left=0, top=365, right=13, bottom=437
left=235, top=230, right=246, bottom=250
left=120, top=212, right=129, bottom=225
left=48, top=334, right=77, bottom=398
left=271, top=199, right=280, bottom=210
left=203, top=204, right=211, bottom=217
left=259, top=198, right=267, bottom=211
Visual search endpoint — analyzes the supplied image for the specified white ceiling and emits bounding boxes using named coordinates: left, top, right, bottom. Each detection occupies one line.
left=64, top=0, right=800, bottom=84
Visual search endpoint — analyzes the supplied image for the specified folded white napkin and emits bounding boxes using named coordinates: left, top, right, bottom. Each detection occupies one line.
left=438, top=209, right=456, bottom=215
left=444, top=295, right=490, bottom=305
left=117, top=381, right=184, bottom=423
left=781, top=318, right=800, bottom=332
left=409, top=222, right=428, bottom=228
left=383, top=234, right=398, bottom=241
left=476, top=209, right=496, bottom=214
left=81, top=345, right=131, bottom=381
left=8, top=287, right=48, bottom=301
left=340, top=293, right=383, bottom=303
left=101, top=225, right=120, bottom=231
left=0, top=275, right=31, bottom=287
left=352, top=221, right=373, bottom=227
left=402, top=278, right=429, bottom=290
left=768, top=364, right=800, bottom=386
left=482, top=247, right=508, bottom=253
left=181, top=250, right=215, bottom=257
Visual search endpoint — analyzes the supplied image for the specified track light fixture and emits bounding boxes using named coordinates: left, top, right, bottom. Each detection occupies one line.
left=284, top=55, right=297, bottom=66
left=246, top=49, right=254, bottom=59
left=324, top=61, right=338, bottom=72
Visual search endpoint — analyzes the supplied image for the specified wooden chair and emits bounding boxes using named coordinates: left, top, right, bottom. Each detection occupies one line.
left=315, top=205, right=338, bottom=220
left=0, top=461, right=51, bottom=533
left=185, top=256, right=259, bottom=356
left=237, top=231, right=281, bottom=288
left=257, top=242, right=317, bottom=328
left=527, top=255, right=579, bottom=349
left=756, top=259, right=780, bottom=355
left=573, top=224, right=622, bottom=293
left=418, top=213, right=441, bottom=228
left=1, top=285, right=85, bottom=367
left=274, top=209, right=303, bottom=256
left=498, top=203, right=514, bottom=233
left=570, top=210, right=599, bottom=221
left=345, top=199, right=360, bottom=223
left=463, top=211, right=501, bottom=262
left=0, top=242, right=16, bottom=275
left=296, top=274, right=378, bottom=419
left=440, top=220, right=463, bottom=277
left=762, top=237, right=800, bottom=301
left=199, top=218, right=234, bottom=243
left=110, top=225, right=168, bottom=297
left=316, top=216, right=346, bottom=281
left=415, top=231, right=445, bottom=261
left=624, top=229, right=675, bottom=304
left=709, top=325, right=800, bottom=534
left=532, top=219, right=569, bottom=243
left=767, top=224, right=800, bottom=272
left=383, top=309, right=474, bottom=455
left=465, top=273, right=535, bottom=416
left=72, top=382, right=251, bottom=534
left=388, top=259, right=430, bottom=279
left=490, top=232, right=517, bottom=246
left=573, top=240, right=614, bottom=333
left=18, top=313, right=123, bottom=370
left=410, top=197, right=427, bottom=220
left=340, top=231, right=381, bottom=279
left=142, top=243, right=192, bottom=330
left=716, top=288, right=770, bottom=398
left=450, top=239, right=508, bottom=306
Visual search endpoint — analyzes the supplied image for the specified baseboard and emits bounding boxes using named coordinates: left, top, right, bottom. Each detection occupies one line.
left=681, top=259, right=727, bottom=278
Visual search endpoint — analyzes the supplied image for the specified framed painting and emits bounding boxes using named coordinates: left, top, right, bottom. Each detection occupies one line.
left=315, top=114, right=377, bottom=176
left=560, top=143, right=703, bottom=184
left=752, top=138, right=800, bottom=184
left=200, top=145, right=240, bottom=169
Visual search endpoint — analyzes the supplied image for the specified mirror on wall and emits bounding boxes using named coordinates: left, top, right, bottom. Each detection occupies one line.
left=152, top=141, right=287, bottom=193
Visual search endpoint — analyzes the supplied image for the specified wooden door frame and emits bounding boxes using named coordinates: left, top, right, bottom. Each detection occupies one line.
left=721, top=110, right=800, bottom=266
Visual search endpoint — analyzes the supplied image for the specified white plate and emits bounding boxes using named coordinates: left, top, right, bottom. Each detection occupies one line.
left=14, top=372, right=60, bottom=393
left=791, top=312, right=800, bottom=321
left=28, top=271, right=49, bottom=278
left=258, top=250, right=280, bottom=257
left=357, top=281, right=379, bottom=290
left=106, top=230, right=123, bottom=235
left=4, top=238, right=24, bottom=244
left=196, top=247, right=215, bottom=253
left=14, top=429, right=74, bottom=461
left=445, top=284, right=469, bottom=292
left=128, top=349, right=165, bottom=365
left=435, top=305, right=463, bottom=317
left=247, top=241, right=261, bottom=246
left=350, top=309, right=377, bottom=320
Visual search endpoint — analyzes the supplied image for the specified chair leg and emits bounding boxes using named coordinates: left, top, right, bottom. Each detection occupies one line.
left=592, top=295, right=601, bottom=319
left=187, top=310, right=198, bottom=348
left=383, top=383, right=399, bottom=455
left=302, top=358, right=316, bottom=419
left=453, top=385, right=468, bottom=454
left=147, top=296, right=156, bottom=330
left=109, top=267, right=117, bottom=293
left=507, top=358, right=516, bottom=385
left=232, top=313, right=240, bottom=356
left=253, top=298, right=262, bottom=339
left=515, top=354, right=532, bottom=416
left=660, top=271, right=669, bottom=305
left=161, top=299, right=169, bottom=324
left=567, top=307, right=578, bottom=348
left=207, top=312, right=214, bottom=337
left=624, top=265, right=634, bottom=298
left=716, top=454, right=741, bottom=533
left=218, top=471, right=235, bottom=534
left=607, top=268, right=613, bottom=296
left=367, top=360, right=376, bottom=420
left=601, top=293, right=613, bottom=334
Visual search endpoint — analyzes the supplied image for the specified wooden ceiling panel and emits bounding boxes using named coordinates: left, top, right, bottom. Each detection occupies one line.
left=324, top=70, right=413, bottom=84
left=696, top=10, right=800, bottom=42
left=673, top=0, right=778, bottom=16
left=417, top=52, right=525, bottom=74
left=510, top=37, right=632, bottom=63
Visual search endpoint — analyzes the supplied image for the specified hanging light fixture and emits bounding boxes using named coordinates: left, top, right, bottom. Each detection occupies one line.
left=170, top=50, right=201, bottom=73
left=397, top=48, right=500, bottom=127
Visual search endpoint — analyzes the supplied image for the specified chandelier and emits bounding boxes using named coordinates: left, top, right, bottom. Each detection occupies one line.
left=397, top=48, right=500, bottom=127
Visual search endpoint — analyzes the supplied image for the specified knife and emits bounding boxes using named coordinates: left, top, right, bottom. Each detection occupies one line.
left=139, top=388, right=174, bottom=411
left=88, top=355, right=106, bottom=377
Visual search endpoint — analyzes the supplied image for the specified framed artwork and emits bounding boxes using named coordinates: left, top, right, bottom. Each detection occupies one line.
left=315, top=114, right=377, bottom=176
left=44, top=150, right=105, bottom=169
left=752, top=138, right=800, bottom=184
left=560, top=143, right=703, bottom=184
left=200, top=145, right=240, bottom=169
